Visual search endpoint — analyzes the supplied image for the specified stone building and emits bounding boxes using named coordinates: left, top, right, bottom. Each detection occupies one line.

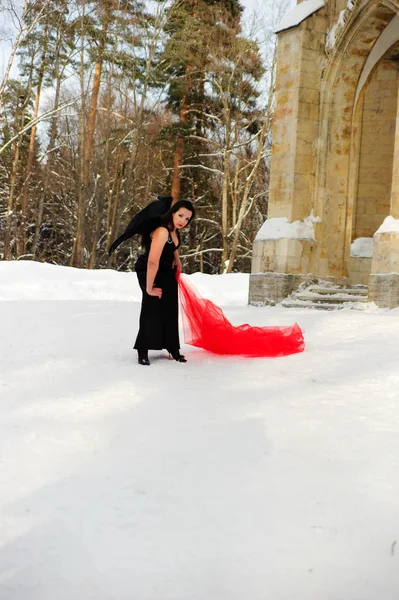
left=249, top=0, right=399, bottom=308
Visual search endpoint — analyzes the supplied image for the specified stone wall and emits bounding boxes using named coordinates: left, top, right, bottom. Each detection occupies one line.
left=371, top=232, right=399, bottom=273
left=348, top=257, right=372, bottom=286
left=369, top=274, right=399, bottom=308
left=268, top=8, right=327, bottom=224
left=251, top=238, right=314, bottom=275
left=368, top=231, right=399, bottom=306
left=248, top=273, right=316, bottom=306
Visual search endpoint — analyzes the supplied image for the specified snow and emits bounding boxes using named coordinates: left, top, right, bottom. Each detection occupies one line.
left=326, top=23, right=339, bottom=49
left=1, top=261, right=399, bottom=600
left=326, top=0, right=356, bottom=49
left=255, top=212, right=321, bottom=241
left=350, top=237, right=373, bottom=258
left=375, top=215, right=399, bottom=235
left=276, top=0, right=325, bottom=33
left=326, top=9, right=346, bottom=49
left=0, top=261, right=248, bottom=305
left=0, top=261, right=140, bottom=302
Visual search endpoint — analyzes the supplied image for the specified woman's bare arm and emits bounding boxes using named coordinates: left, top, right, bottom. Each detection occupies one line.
left=146, top=228, right=169, bottom=297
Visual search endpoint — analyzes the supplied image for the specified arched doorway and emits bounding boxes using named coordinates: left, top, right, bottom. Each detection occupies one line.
left=349, top=39, right=399, bottom=284
left=313, top=2, right=398, bottom=282
left=353, top=45, right=398, bottom=240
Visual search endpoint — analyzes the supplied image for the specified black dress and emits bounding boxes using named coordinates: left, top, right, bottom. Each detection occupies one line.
left=134, top=226, right=181, bottom=352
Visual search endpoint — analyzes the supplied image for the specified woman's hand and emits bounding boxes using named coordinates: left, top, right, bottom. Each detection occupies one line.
left=147, top=286, right=162, bottom=298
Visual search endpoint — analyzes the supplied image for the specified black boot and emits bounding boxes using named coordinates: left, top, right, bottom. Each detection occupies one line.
left=168, top=349, right=187, bottom=363
left=137, top=350, right=150, bottom=366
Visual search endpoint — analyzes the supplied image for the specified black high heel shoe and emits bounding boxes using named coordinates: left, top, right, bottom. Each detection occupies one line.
left=168, top=349, right=187, bottom=363
left=137, top=350, right=150, bottom=366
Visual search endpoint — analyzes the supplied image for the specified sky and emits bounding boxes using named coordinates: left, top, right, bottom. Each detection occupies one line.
left=0, top=0, right=296, bottom=80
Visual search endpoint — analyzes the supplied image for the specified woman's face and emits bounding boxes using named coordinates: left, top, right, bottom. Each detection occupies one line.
left=173, top=208, right=192, bottom=230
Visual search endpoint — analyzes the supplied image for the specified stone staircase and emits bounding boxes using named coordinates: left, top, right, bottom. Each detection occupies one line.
left=281, top=283, right=369, bottom=310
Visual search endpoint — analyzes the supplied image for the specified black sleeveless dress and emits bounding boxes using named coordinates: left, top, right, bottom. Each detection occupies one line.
left=134, top=226, right=181, bottom=352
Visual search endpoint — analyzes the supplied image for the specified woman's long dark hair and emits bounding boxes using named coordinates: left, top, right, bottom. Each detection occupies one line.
left=161, top=200, right=195, bottom=230
left=140, top=199, right=195, bottom=247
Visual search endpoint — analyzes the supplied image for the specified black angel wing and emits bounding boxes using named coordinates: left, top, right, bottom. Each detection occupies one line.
left=108, top=196, right=173, bottom=254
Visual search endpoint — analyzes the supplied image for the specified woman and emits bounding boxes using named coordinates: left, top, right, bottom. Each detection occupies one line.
left=134, top=200, right=195, bottom=366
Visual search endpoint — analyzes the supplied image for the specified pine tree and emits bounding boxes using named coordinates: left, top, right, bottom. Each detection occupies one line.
left=157, top=0, right=264, bottom=272
left=159, top=0, right=243, bottom=201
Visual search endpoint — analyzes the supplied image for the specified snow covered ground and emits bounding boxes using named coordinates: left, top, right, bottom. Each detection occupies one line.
left=1, top=261, right=399, bottom=600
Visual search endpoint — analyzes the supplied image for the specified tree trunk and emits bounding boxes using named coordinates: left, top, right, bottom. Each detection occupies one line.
left=83, top=14, right=109, bottom=187
left=171, top=0, right=198, bottom=201
left=226, top=44, right=277, bottom=274
left=0, top=0, right=43, bottom=110
left=32, top=33, right=63, bottom=259
left=21, top=28, right=49, bottom=253
left=171, top=73, right=190, bottom=202
left=4, top=134, right=23, bottom=259
left=226, top=119, right=271, bottom=273
left=220, top=148, right=230, bottom=273
left=72, top=7, right=87, bottom=268
left=106, top=161, right=125, bottom=268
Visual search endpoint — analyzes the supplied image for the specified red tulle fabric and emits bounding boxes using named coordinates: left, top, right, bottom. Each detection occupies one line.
left=177, top=273, right=305, bottom=358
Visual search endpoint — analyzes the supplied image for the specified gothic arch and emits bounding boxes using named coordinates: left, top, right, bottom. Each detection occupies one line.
left=313, top=0, right=398, bottom=278
left=354, top=14, right=399, bottom=107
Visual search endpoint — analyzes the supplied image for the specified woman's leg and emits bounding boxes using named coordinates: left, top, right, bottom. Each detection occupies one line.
left=134, top=271, right=150, bottom=365
left=137, top=348, right=150, bottom=366
left=167, top=348, right=187, bottom=362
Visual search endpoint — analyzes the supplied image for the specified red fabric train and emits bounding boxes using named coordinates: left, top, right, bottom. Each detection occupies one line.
left=177, top=273, right=305, bottom=358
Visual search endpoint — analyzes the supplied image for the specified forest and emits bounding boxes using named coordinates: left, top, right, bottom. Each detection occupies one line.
left=0, top=0, right=288, bottom=273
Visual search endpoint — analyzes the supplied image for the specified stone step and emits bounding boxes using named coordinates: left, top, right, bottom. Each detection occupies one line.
left=281, top=300, right=346, bottom=311
left=306, top=286, right=368, bottom=296
left=295, top=292, right=368, bottom=304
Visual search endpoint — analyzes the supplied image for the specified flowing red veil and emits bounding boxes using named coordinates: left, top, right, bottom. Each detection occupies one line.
left=177, top=273, right=305, bottom=358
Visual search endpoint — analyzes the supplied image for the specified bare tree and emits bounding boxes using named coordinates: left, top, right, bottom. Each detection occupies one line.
left=0, top=0, right=51, bottom=110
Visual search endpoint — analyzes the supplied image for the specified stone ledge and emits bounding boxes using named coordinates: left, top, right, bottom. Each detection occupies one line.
left=368, top=273, right=399, bottom=308
left=251, top=238, right=315, bottom=276
left=248, top=272, right=352, bottom=306
left=248, top=273, right=317, bottom=306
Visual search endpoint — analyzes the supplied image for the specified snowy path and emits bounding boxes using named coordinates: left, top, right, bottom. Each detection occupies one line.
left=1, top=265, right=399, bottom=599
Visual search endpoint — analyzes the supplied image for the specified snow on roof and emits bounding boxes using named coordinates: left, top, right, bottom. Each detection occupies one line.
left=276, top=0, right=325, bottom=34
left=255, top=213, right=321, bottom=242
left=375, top=216, right=399, bottom=235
